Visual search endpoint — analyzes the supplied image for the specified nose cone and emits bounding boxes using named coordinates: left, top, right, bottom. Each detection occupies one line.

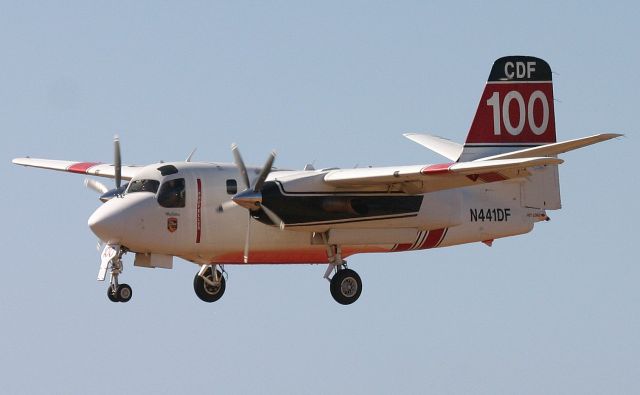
left=88, top=201, right=126, bottom=243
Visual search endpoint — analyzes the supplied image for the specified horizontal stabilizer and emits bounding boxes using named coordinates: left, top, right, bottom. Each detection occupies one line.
left=403, top=133, right=463, bottom=161
left=476, top=133, right=623, bottom=161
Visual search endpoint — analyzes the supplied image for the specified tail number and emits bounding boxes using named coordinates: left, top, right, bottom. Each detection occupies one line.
left=486, top=90, right=549, bottom=136
left=470, top=208, right=511, bottom=222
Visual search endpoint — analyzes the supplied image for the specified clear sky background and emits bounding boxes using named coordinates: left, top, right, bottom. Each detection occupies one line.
left=2, top=1, right=638, bottom=394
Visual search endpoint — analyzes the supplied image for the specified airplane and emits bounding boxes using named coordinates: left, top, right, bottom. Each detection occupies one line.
left=12, top=55, right=620, bottom=305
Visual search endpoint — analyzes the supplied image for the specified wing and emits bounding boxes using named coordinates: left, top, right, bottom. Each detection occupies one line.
left=323, top=157, right=563, bottom=193
left=12, top=157, right=142, bottom=181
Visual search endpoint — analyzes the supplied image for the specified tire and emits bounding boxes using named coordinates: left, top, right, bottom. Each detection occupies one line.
left=330, top=268, right=362, bottom=305
left=116, top=283, right=133, bottom=303
left=194, top=268, right=226, bottom=303
left=107, top=286, right=119, bottom=303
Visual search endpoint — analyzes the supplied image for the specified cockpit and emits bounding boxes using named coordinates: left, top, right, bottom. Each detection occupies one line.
left=126, top=179, right=160, bottom=194
left=124, top=171, right=185, bottom=208
left=157, top=178, right=185, bottom=208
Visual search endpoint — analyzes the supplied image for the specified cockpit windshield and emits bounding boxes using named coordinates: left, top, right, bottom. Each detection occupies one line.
left=127, top=179, right=160, bottom=194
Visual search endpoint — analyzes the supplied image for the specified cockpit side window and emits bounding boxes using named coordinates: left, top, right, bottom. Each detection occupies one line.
left=226, top=179, right=237, bottom=195
left=127, top=179, right=160, bottom=194
left=158, top=178, right=186, bottom=208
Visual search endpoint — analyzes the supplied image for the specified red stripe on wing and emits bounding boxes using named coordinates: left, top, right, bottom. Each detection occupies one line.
left=67, top=162, right=101, bottom=174
left=421, top=163, right=454, bottom=175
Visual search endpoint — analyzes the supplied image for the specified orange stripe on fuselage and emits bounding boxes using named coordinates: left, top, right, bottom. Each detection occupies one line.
left=213, top=246, right=388, bottom=264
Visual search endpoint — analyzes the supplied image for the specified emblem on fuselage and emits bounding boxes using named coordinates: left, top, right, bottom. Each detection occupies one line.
left=167, top=217, right=178, bottom=233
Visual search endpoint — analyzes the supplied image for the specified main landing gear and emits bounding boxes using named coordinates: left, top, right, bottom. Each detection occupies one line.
left=323, top=241, right=363, bottom=305
left=194, top=264, right=226, bottom=302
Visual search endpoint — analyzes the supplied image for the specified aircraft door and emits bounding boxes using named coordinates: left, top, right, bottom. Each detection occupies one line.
left=156, top=175, right=195, bottom=251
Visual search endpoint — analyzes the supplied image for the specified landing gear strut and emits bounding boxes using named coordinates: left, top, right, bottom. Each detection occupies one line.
left=99, top=244, right=132, bottom=303
left=322, top=237, right=363, bottom=305
left=194, top=264, right=226, bottom=303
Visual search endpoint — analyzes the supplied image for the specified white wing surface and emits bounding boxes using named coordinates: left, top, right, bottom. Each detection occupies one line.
left=12, top=158, right=141, bottom=181
left=323, top=157, right=563, bottom=193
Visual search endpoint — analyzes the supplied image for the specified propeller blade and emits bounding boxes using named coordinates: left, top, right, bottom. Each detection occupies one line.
left=252, top=151, right=276, bottom=192
left=243, top=214, right=252, bottom=263
left=261, top=204, right=285, bottom=230
left=114, top=135, right=122, bottom=189
left=217, top=200, right=239, bottom=213
left=84, top=178, right=109, bottom=194
left=231, top=144, right=250, bottom=190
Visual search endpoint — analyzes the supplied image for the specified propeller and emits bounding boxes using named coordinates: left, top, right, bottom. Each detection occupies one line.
left=85, top=135, right=128, bottom=202
left=85, top=179, right=109, bottom=194
left=218, top=144, right=285, bottom=263
left=114, top=135, right=121, bottom=189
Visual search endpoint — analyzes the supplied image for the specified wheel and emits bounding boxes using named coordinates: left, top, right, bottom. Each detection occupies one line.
left=116, top=283, right=133, bottom=303
left=330, top=268, right=362, bottom=305
left=107, top=286, right=119, bottom=303
left=194, top=268, right=226, bottom=303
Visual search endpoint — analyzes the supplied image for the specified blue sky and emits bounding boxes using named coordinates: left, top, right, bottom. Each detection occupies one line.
left=2, top=1, right=638, bottom=394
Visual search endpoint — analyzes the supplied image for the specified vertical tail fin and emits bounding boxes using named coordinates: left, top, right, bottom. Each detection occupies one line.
left=459, top=56, right=556, bottom=162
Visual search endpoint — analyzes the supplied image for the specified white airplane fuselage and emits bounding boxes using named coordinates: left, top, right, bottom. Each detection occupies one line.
left=89, top=161, right=544, bottom=266
left=13, top=55, right=620, bottom=304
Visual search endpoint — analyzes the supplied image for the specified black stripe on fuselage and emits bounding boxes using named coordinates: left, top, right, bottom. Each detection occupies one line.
left=256, top=181, right=423, bottom=226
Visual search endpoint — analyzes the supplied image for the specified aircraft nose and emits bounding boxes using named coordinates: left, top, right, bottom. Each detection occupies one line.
left=88, top=202, right=125, bottom=243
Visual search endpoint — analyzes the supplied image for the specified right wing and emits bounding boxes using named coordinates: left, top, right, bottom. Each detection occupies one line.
left=12, top=158, right=142, bottom=181
left=323, top=157, right=563, bottom=193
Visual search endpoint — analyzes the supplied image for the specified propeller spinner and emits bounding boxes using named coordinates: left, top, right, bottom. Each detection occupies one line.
left=218, top=144, right=285, bottom=263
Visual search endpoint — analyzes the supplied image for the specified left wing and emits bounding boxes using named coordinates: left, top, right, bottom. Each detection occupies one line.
left=323, top=157, right=563, bottom=193
left=12, top=158, right=142, bottom=181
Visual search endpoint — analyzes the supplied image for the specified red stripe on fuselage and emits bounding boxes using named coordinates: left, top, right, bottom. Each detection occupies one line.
left=67, top=162, right=100, bottom=174
left=419, top=228, right=447, bottom=249
left=391, top=243, right=413, bottom=252
left=196, top=178, right=202, bottom=243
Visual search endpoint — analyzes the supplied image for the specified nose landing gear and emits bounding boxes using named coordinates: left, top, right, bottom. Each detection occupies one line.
left=98, top=244, right=133, bottom=303
left=107, top=283, right=132, bottom=303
